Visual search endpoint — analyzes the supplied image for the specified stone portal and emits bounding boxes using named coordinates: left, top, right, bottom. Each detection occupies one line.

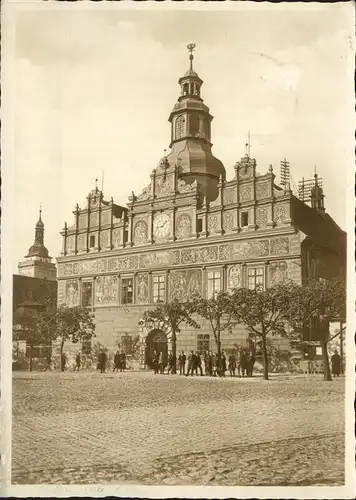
left=145, top=329, right=168, bottom=369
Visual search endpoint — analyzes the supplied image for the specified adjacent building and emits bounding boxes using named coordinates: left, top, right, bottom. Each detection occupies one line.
left=56, top=46, right=346, bottom=368
left=13, top=211, right=57, bottom=366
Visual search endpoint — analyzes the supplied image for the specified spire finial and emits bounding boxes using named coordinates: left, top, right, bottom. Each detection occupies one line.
left=245, top=131, right=251, bottom=157
left=39, top=202, right=42, bottom=221
left=187, top=43, right=196, bottom=71
left=314, top=165, right=318, bottom=182
left=95, top=178, right=98, bottom=190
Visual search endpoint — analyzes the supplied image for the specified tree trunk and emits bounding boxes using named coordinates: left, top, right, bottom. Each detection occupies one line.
left=321, top=337, right=332, bottom=381
left=29, top=345, right=33, bottom=372
left=60, top=338, right=65, bottom=372
left=261, top=335, right=269, bottom=380
left=217, top=331, right=222, bottom=377
left=171, top=326, right=177, bottom=374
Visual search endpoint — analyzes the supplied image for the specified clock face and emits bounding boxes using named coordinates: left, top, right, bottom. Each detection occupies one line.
left=154, top=213, right=171, bottom=238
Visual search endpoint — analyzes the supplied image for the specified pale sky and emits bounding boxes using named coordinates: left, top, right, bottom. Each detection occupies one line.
left=10, top=4, right=354, bottom=273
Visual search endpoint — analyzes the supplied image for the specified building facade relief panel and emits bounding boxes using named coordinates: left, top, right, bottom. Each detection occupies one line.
left=95, top=275, right=118, bottom=304
left=169, top=269, right=202, bottom=301
left=77, top=233, right=87, bottom=252
left=268, top=261, right=287, bottom=285
left=181, top=246, right=218, bottom=265
left=101, top=211, right=111, bottom=226
left=67, top=236, right=75, bottom=253
left=66, top=279, right=79, bottom=307
left=100, top=230, right=110, bottom=249
left=78, top=214, right=88, bottom=229
left=175, top=213, right=192, bottom=240
left=256, top=182, right=270, bottom=200
left=155, top=175, right=173, bottom=197
left=239, top=184, right=253, bottom=202
left=274, top=204, right=288, bottom=225
left=223, top=211, right=235, bottom=233
left=89, top=212, right=99, bottom=227
left=227, top=264, right=243, bottom=290
left=207, top=213, right=219, bottom=234
left=112, top=228, right=121, bottom=249
left=139, top=250, right=180, bottom=269
left=223, top=188, right=236, bottom=205
left=270, top=237, right=290, bottom=256
left=133, top=220, right=148, bottom=245
left=136, top=273, right=149, bottom=304
left=256, top=207, right=268, bottom=229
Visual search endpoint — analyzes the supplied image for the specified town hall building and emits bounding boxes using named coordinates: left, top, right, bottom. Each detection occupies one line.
left=56, top=45, right=346, bottom=368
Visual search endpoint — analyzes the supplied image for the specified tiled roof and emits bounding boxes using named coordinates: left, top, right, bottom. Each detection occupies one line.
left=291, top=196, right=345, bottom=252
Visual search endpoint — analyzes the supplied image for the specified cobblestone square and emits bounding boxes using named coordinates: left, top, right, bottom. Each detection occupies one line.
left=12, top=371, right=345, bottom=486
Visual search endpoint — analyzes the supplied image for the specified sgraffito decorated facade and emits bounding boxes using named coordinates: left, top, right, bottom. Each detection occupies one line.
left=56, top=46, right=346, bottom=368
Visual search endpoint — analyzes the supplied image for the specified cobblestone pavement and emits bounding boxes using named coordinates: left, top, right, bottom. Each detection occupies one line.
left=12, top=371, right=345, bottom=485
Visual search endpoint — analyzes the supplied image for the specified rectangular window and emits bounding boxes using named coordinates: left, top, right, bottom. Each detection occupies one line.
left=89, top=235, right=95, bottom=248
left=121, top=278, right=133, bottom=304
left=153, top=275, right=165, bottom=303
left=197, top=334, right=210, bottom=354
left=82, top=340, right=92, bottom=355
left=241, top=212, right=249, bottom=227
left=196, top=218, right=203, bottom=233
left=81, top=282, right=93, bottom=306
left=207, top=270, right=222, bottom=298
left=248, top=267, right=264, bottom=290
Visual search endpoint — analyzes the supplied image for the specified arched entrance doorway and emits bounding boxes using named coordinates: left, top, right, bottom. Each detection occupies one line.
left=145, top=329, right=168, bottom=369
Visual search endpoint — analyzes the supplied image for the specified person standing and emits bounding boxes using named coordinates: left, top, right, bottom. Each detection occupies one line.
left=228, top=351, right=236, bottom=377
left=186, top=350, right=196, bottom=376
left=220, top=350, right=227, bottom=377
left=152, top=350, right=159, bottom=374
left=167, top=351, right=174, bottom=375
left=158, top=351, right=164, bottom=374
left=247, top=350, right=256, bottom=377
left=178, top=351, right=186, bottom=375
left=99, top=349, right=107, bottom=374
left=61, top=352, right=67, bottom=372
left=206, top=351, right=213, bottom=376
left=119, top=349, right=126, bottom=372
left=195, top=352, right=203, bottom=376
left=113, top=350, right=120, bottom=372
left=236, top=348, right=241, bottom=377
left=331, top=350, right=341, bottom=377
left=240, top=349, right=248, bottom=377
left=75, top=352, right=81, bottom=372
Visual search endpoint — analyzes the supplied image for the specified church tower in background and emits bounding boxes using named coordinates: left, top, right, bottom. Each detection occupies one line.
left=18, top=208, right=57, bottom=281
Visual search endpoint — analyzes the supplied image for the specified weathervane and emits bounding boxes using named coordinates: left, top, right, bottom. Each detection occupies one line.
left=187, top=43, right=196, bottom=70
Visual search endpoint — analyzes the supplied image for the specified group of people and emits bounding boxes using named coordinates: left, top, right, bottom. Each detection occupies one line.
left=151, top=348, right=256, bottom=377
left=97, top=349, right=127, bottom=374
left=60, top=349, right=127, bottom=373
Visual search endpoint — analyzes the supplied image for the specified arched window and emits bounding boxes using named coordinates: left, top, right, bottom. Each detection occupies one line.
left=190, top=114, right=200, bottom=136
left=182, top=83, right=189, bottom=96
left=175, top=115, right=186, bottom=140
left=194, top=84, right=200, bottom=96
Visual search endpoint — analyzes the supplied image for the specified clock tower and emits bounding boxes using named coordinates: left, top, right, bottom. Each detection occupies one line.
left=166, top=44, right=225, bottom=202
